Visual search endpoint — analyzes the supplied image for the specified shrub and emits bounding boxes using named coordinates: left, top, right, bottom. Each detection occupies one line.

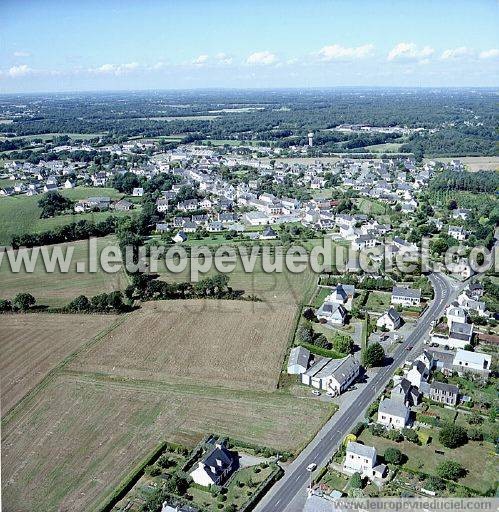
left=332, top=334, right=354, bottom=354
left=436, top=460, right=466, bottom=480
left=0, top=299, right=12, bottom=312
left=387, top=430, right=402, bottom=442
left=402, top=428, right=419, bottom=444
left=297, top=324, right=315, bottom=344
left=468, top=428, right=483, bottom=441
left=425, top=476, right=446, bottom=492
left=439, top=423, right=468, bottom=448
left=303, top=308, right=316, bottom=321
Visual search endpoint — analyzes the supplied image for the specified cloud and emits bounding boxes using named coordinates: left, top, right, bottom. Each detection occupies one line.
left=13, top=51, right=31, bottom=58
left=90, top=62, right=139, bottom=75
left=193, top=54, right=209, bottom=65
left=215, top=52, right=233, bottom=65
left=440, top=47, right=473, bottom=60
left=7, top=64, right=32, bottom=77
left=317, top=43, right=375, bottom=61
left=387, top=42, right=434, bottom=62
left=246, top=51, right=278, bottom=66
left=479, top=48, right=499, bottom=59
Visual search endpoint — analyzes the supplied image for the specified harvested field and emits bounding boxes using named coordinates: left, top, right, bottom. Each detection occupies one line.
left=2, top=374, right=331, bottom=512
left=0, top=313, right=119, bottom=414
left=70, top=300, right=297, bottom=391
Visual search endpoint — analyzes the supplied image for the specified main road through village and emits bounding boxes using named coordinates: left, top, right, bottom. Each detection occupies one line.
left=256, top=272, right=460, bottom=512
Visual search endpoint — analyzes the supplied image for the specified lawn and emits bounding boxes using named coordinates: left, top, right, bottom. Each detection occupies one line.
left=358, top=429, right=498, bottom=494
left=0, top=236, right=128, bottom=307
left=312, top=286, right=331, bottom=307
left=365, top=291, right=392, bottom=313
left=0, top=186, right=126, bottom=245
left=356, top=198, right=390, bottom=216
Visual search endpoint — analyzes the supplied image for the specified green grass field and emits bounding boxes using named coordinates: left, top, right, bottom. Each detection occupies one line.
left=356, top=198, right=390, bottom=215
left=0, top=133, right=105, bottom=142
left=365, top=291, right=392, bottom=313
left=0, top=187, right=127, bottom=245
left=0, top=236, right=128, bottom=306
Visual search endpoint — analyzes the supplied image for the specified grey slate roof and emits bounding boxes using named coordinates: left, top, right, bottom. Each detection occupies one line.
left=378, top=397, right=410, bottom=418
left=346, top=441, right=376, bottom=460
left=392, top=286, right=421, bottom=299
left=288, top=346, right=310, bottom=369
left=430, top=381, right=459, bottom=395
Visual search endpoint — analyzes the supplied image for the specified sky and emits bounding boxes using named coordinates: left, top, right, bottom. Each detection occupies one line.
left=1, top=0, right=499, bottom=93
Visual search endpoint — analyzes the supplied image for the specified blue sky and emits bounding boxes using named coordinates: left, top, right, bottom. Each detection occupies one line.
left=1, top=0, right=498, bottom=92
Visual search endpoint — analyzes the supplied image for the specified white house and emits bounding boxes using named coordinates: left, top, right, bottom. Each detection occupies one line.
left=452, top=349, right=491, bottom=377
left=172, top=230, right=188, bottom=243
left=391, top=286, right=421, bottom=307
left=448, top=321, right=473, bottom=349
left=446, top=304, right=468, bottom=329
left=344, top=442, right=385, bottom=479
left=316, top=302, right=347, bottom=325
left=448, top=225, right=467, bottom=241
left=376, top=308, right=402, bottom=331
left=406, top=360, right=428, bottom=388
left=287, top=346, right=310, bottom=375
left=377, top=398, right=410, bottom=429
left=189, top=441, right=237, bottom=487
left=132, top=187, right=144, bottom=197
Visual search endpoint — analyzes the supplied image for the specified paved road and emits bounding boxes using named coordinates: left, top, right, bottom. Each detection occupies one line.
left=257, top=272, right=458, bottom=512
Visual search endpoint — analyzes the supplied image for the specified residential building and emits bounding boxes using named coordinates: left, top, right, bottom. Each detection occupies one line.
left=391, top=286, right=421, bottom=307
left=376, top=308, right=402, bottom=331
left=189, top=441, right=237, bottom=487
left=377, top=398, right=410, bottom=429
left=452, top=349, right=492, bottom=377
left=429, top=382, right=459, bottom=406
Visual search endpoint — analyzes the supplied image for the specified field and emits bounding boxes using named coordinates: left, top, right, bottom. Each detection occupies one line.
left=359, top=429, right=498, bottom=494
left=430, top=156, right=499, bottom=172
left=365, top=291, right=392, bottom=313
left=0, top=236, right=128, bottom=307
left=356, top=198, right=390, bottom=215
left=0, top=313, right=119, bottom=414
left=0, top=186, right=125, bottom=245
left=157, top=254, right=318, bottom=305
left=69, top=300, right=297, bottom=391
left=2, top=298, right=332, bottom=512
left=362, top=141, right=405, bottom=153
left=0, top=133, right=105, bottom=142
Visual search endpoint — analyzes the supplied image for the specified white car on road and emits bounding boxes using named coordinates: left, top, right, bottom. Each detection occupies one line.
left=306, top=463, right=317, bottom=472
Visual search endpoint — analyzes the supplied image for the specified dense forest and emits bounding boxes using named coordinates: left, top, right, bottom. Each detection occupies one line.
left=0, top=88, right=497, bottom=157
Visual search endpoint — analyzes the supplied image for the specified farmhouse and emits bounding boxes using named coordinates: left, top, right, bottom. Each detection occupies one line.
left=114, top=199, right=133, bottom=211
left=376, top=308, right=402, bottom=331
left=287, top=346, right=311, bottom=375
left=301, top=355, right=359, bottom=395
left=377, top=397, right=410, bottom=429
left=391, top=286, right=421, bottom=307
left=189, top=441, right=237, bottom=487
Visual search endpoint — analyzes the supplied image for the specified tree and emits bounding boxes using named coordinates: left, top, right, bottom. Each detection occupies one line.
left=349, top=472, right=363, bottom=489
left=384, top=447, right=403, bottom=465
left=38, top=191, right=74, bottom=218
left=362, top=342, right=385, bottom=368
left=387, top=429, right=402, bottom=442
left=430, top=237, right=450, bottom=256
left=13, top=293, right=36, bottom=311
left=436, top=460, right=466, bottom=480
left=303, top=308, right=316, bottom=322
left=332, top=334, right=354, bottom=354
left=438, top=423, right=468, bottom=448
left=66, top=295, right=91, bottom=312
left=314, top=334, right=330, bottom=349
